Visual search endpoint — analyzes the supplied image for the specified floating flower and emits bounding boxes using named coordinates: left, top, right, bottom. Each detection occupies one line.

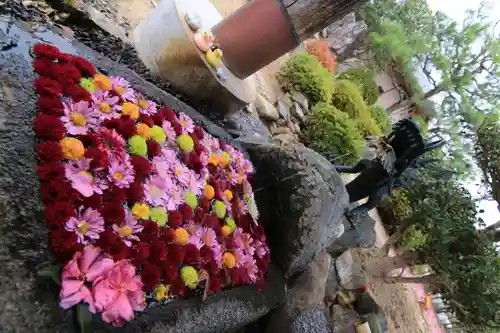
left=213, top=200, right=227, bottom=219
left=112, top=211, right=143, bottom=247
left=131, top=203, right=150, bottom=220
left=186, top=171, right=204, bottom=196
left=150, top=125, right=166, bottom=144
left=203, top=184, right=215, bottom=200
left=60, top=137, right=85, bottom=160
left=221, top=225, right=231, bottom=237
left=150, top=207, right=168, bottom=227
left=253, top=239, right=268, bottom=258
left=96, top=128, right=127, bottom=157
left=201, top=134, right=220, bottom=151
left=128, top=135, right=147, bottom=156
left=110, top=76, right=136, bottom=101
left=108, top=156, right=135, bottom=188
left=219, top=152, right=231, bottom=168
left=178, top=113, right=195, bottom=134
left=173, top=161, right=190, bottom=186
left=93, top=260, right=145, bottom=327
left=222, top=252, right=236, bottom=269
left=144, top=175, right=171, bottom=206
left=165, top=187, right=184, bottom=211
left=154, top=284, right=170, bottom=301
left=59, top=246, right=114, bottom=312
left=80, top=78, right=95, bottom=93
left=243, top=258, right=258, bottom=283
left=137, top=98, right=157, bottom=116
left=136, top=123, right=151, bottom=139
left=223, top=190, right=233, bottom=202
left=93, top=74, right=113, bottom=91
left=61, top=100, right=99, bottom=135
left=232, top=248, right=249, bottom=268
left=180, top=266, right=198, bottom=289
left=162, top=120, right=177, bottom=145
left=65, top=158, right=109, bottom=197
left=185, top=191, right=198, bottom=209
left=225, top=218, right=236, bottom=233
left=121, top=102, right=140, bottom=120
left=91, top=91, right=120, bottom=120
left=65, top=206, right=105, bottom=244
left=177, top=134, right=194, bottom=152
left=174, top=228, right=189, bottom=245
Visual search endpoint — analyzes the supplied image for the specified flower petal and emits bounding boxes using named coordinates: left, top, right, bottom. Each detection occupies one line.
left=80, top=246, right=101, bottom=274
left=60, top=279, right=84, bottom=299
left=86, top=258, right=114, bottom=282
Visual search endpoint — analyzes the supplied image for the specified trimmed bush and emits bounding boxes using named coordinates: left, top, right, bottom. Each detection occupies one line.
left=301, top=102, right=364, bottom=165
left=378, top=190, right=412, bottom=234
left=369, top=105, right=392, bottom=134
left=305, top=40, right=337, bottom=72
left=337, top=68, right=380, bottom=105
left=331, top=80, right=382, bottom=137
left=277, top=53, right=335, bottom=104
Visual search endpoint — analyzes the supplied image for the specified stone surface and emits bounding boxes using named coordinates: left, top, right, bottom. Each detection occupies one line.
left=237, top=138, right=348, bottom=276
left=255, top=94, right=279, bottom=121
left=0, top=20, right=283, bottom=333
left=265, top=252, right=332, bottom=333
left=289, top=91, right=309, bottom=113
left=331, top=305, right=358, bottom=333
left=327, top=212, right=377, bottom=256
left=276, top=96, right=293, bottom=121
left=271, top=126, right=293, bottom=136
left=272, top=133, right=297, bottom=144
left=290, top=103, right=305, bottom=123
left=220, top=108, right=272, bottom=140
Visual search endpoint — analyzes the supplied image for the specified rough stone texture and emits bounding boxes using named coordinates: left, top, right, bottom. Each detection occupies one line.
left=331, top=305, right=358, bottom=333
left=265, top=253, right=332, bottom=333
left=289, top=91, right=309, bottom=113
left=290, top=103, right=305, bottom=123
left=323, top=12, right=367, bottom=55
left=0, top=20, right=284, bottom=333
left=327, top=212, right=377, bottom=256
left=237, top=138, right=348, bottom=276
left=254, top=94, right=279, bottom=121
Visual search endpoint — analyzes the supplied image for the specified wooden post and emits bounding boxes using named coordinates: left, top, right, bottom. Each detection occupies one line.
left=212, top=0, right=367, bottom=79
left=283, top=0, right=367, bottom=41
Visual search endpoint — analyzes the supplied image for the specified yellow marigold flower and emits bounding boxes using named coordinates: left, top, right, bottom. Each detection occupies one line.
left=131, top=203, right=150, bottom=220
left=136, top=123, right=152, bottom=139
left=122, top=102, right=140, bottom=120
left=180, top=266, right=199, bottom=289
left=155, top=284, right=170, bottom=301
left=222, top=252, right=236, bottom=269
left=221, top=225, right=231, bottom=237
left=60, top=137, right=85, bottom=160
left=93, top=74, right=112, bottom=91
left=203, top=184, right=215, bottom=200
left=174, top=228, right=189, bottom=245
left=223, top=189, right=233, bottom=201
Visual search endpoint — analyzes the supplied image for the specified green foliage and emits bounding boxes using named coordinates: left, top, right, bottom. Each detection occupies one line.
left=399, top=225, right=427, bottom=251
left=277, top=53, right=335, bottom=104
left=337, top=68, right=380, bottom=105
left=369, top=105, right=392, bottom=134
left=301, top=102, right=364, bottom=164
left=331, top=80, right=382, bottom=137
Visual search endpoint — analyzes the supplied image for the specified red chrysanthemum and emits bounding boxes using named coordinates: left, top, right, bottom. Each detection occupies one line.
left=57, top=52, right=73, bottom=63
left=33, top=43, right=61, bottom=60
left=183, top=244, right=201, bottom=267
left=50, top=228, right=83, bottom=262
left=160, top=227, right=175, bottom=243
left=225, top=236, right=237, bottom=250
left=34, top=114, right=66, bottom=141
left=44, top=202, right=75, bottom=230
left=116, top=115, right=137, bottom=138
left=141, top=263, right=162, bottom=292
left=208, top=273, right=223, bottom=294
left=34, top=76, right=62, bottom=97
left=54, top=62, right=82, bottom=90
left=130, top=155, right=152, bottom=178
left=172, top=122, right=183, bottom=136
left=219, top=140, right=227, bottom=150
left=179, top=203, right=193, bottom=221
left=36, top=141, right=63, bottom=163
left=133, top=242, right=150, bottom=264
left=139, top=220, right=159, bottom=242
left=151, top=113, right=165, bottom=127
left=194, top=143, right=205, bottom=156
left=138, top=114, right=154, bottom=127
left=33, top=59, right=55, bottom=77
left=203, top=213, right=220, bottom=230
left=170, top=278, right=187, bottom=297
left=40, top=181, right=76, bottom=205
left=101, top=203, right=125, bottom=225
left=146, top=139, right=161, bottom=157
left=193, top=126, right=205, bottom=140
left=160, top=106, right=176, bottom=122
left=193, top=208, right=205, bottom=223
left=72, top=56, right=96, bottom=77
left=84, top=147, right=109, bottom=170
left=149, top=240, right=168, bottom=263
left=200, top=198, right=211, bottom=213
left=97, top=228, right=130, bottom=260
left=161, top=261, right=180, bottom=284
left=102, top=118, right=120, bottom=130
left=126, top=180, right=145, bottom=203
left=82, top=194, right=104, bottom=211
left=66, top=86, right=91, bottom=103
left=37, top=163, right=65, bottom=182
left=167, top=243, right=185, bottom=265
left=103, top=186, right=126, bottom=205
left=167, top=211, right=182, bottom=229
left=95, top=128, right=126, bottom=156
left=231, top=267, right=250, bottom=285
left=199, top=245, right=214, bottom=264
left=36, top=95, right=64, bottom=116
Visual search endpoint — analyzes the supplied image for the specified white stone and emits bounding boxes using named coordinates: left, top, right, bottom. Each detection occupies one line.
left=255, top=94, right=279, bottom=121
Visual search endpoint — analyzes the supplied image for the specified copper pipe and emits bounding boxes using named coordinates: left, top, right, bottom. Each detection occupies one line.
left=212, top=0, right=299, bottom=79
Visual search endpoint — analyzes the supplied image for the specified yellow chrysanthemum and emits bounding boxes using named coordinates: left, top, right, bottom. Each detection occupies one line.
left=60, top=137, right=85, bottom=160
left=222, top=252, right=236, bottom=269
left=150, top=126, right=166, bottom=144
left=122, top=102, right=140, bottom=120
left=174, top=228, right=189, bottom=245
left=136, top=123, right=152, bottom=139
left=180, top=266, right=199, bottom=289
left=223, top=190, right=233, bottom=201
left=93, top=74, right=112, bottom=91
left=177, top=134, right=194, bottom=152
left=131, top=203, right=150, bottom=220
left=155, top=284, right=170, bottom=301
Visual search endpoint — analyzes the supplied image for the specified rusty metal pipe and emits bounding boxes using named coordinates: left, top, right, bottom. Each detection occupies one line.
left=211, top=0, right=299, bottom=79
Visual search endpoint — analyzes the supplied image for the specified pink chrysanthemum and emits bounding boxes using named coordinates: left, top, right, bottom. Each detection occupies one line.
left=178, top=113, right=195, bottom=134
left=243, top=257, right=258, bottom=282
left=96, top=128, right=127, bottom=158
left=107, top=156, right=135, bottom=188
left=199, top=152, right=209, bottom=167
left=233, top=228, right=255, bottom=257
left=201, top=135, right=220, bottom=151
left=235, top=198, right=248, bottom=216
left=232, top=248, right=249, bottom=268
left=164, top=186, right=183, bottom=211
left=161, top=121, right=177, bottom=145
left=186, top=171, right=204, bottom=195
left=91, top=91, right=120, bottom=120
left=144, top=175, right=172, bottom=206
left=65, top=158, right=109, bottom=197
left=253, top=240, right=268, bottom=258
left=61, top=100, right=99, bottom=135
left=112, top=211, right=144, bottom=247
left=110, top=76, right=136, bottom=102
left=136, top=95, right=157, bottom=115
left=65, top=206, right=105, bottom=244
left=172, top=161, right=190, bottom=186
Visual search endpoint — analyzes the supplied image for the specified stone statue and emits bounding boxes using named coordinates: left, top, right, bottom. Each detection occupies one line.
left=334, top=119, right=447, bottom=224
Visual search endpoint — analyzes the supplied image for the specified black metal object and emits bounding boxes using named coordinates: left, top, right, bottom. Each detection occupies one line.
left=334, top=119, right=447, bottom=224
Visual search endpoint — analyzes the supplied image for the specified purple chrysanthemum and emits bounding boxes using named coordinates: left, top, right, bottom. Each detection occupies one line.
left=107, top=156, right=135, bottom=188
left=61, top=100, right=99, bottom=135
left=65, top=206, right=105, bottom=244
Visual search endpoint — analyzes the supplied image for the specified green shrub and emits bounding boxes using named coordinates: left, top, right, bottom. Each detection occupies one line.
left=331, top=80, right=382, bottom=137
left=378, top=190, right=412, bottom=234
left=277, top=53, right=335, bottom=104
left=369, top=105, right=392, bottom=134
left=337, top=68, right=380, bottom=105
left=399, top=225, right=428, bottom=251
left=301, top=102, right=364, bottom=164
